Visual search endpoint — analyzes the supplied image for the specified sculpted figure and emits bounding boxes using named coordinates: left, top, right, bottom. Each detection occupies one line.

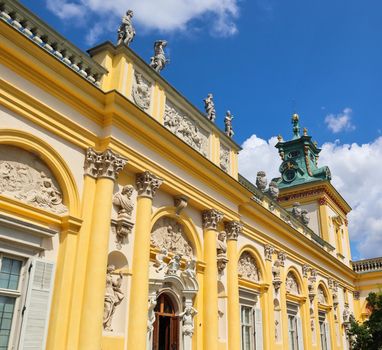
left=203, top=93, right=216, bottom=122
left=147, top=297, right=157, bottom=332
left=272, top=260, right=281, bottom=281
left=113, top=185, right=134, bottom=220
left=224, top=110, right=234, bottom=138
left=256, top=171, right=268, bottom=192
left=155, top=248, right=168, bottom=272
left=301, top=209, right=310, bottom=225
left=343, top=304, right=350, bottom=323
left=268, top=180, right=279, bottom=200
left=216, top=231, right=227, bottom=258
left=150, top=40, right=169, bottom=73
left=132, top=73, right=151, bottom=110
left=291, top=202, right=302, bottom=220
left=167, top=254, right=182, bottom=275
left=184, top=258, right=197, bottom=279
left=117, top=10, right=135, bottom=46
left=179, top=305, right=198, bottom=336
left=103, top=265, right=124, bottom=331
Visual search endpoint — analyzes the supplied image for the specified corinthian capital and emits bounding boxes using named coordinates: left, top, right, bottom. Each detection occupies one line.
left=136, top=171, right=163, bottom=198
left=202, top=209, right=223, bottom=230
left=84, top=148, right=128, bottom=180
left=224, top=221, right=243, bottom=240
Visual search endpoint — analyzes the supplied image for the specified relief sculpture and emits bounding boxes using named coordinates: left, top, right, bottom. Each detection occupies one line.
left=0, top=146, right=67, bottom=214
left=151, top=217, right=194, bottom=257
left=132, top=72, right=151, bottom=111
left=164, top=102, right=208, bottom=156
left=238, top=252, right=261, bottom=282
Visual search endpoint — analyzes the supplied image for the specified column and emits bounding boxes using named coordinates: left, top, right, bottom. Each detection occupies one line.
left=127, top=171, right=163, bottom=350
left=225, top=221, right=242, bottom=350
left=79, top=149, right=128, bottom=350
left=202, top=209, right=224, bottom=350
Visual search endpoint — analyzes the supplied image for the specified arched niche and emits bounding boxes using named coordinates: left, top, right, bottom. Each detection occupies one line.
left=108, top=251, right=128, bottom=270
left=150, top=207, right=202, bottom=261
left=0, top=130, right=80, bottom=216
left=238, top=245, right=267, bottom=282
left=285, top=268, right=303, bottom=295
left=237, top=251, right=262, bottom=283
left=317, top=282, right=329, bottom=305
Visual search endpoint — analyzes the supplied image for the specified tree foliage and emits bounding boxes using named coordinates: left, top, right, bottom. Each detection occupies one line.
left=348, top=292, right=382, bottom=350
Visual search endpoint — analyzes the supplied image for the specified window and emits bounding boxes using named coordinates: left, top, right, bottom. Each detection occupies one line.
left=0, top=256, right=23, bottom=350
left=241, top=305, right=255, bottom=350
left=287, top=303, right=303, bottom=350
left=319, top=312, right=329, bottom=350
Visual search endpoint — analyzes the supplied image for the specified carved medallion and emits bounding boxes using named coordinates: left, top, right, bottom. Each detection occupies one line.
left=238, top=252, right=261, bottom=282
left=132, top=72, right=151, bottom=111
left=164, top=102, right=209, bottom=156
left=151, top=217, right=194, bottom=257
left=0, top=146, right=67, bottom=214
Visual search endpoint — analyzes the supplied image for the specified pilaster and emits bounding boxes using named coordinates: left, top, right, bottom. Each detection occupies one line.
left=127, top=171, right=163, bottom=350
left=79, top=148, right=128, bottom=350
left=202, top=209, right=223, bottom=350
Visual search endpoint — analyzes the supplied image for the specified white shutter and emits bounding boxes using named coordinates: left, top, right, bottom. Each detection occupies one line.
left=296, top=317, right=304, bottom=350
left=19, top=259, right=55, bottom=350
left=325, top=322, right=331, bottom=350
left=254, top=308, right=263, bottom=350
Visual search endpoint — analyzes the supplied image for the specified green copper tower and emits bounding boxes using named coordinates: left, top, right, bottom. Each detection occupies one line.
left=275, top=113, right=331, bottom=189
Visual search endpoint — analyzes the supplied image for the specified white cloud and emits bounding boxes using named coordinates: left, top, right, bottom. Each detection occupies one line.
left=44, top=0, right=240, bottom=44
left=239, top=134, right=382, bottom=260
left=325, top=107, right=356, bottom=133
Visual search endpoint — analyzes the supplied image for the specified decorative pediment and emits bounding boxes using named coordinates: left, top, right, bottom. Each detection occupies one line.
left=151, top=217, right=194, bottom=257
left=238, top=252, right=261, bottom=282
left=0, top=146, right=67, bottom=214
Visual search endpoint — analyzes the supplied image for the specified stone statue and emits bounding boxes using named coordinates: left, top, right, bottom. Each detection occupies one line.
left=203, top=94, right=216, bottom=122
left=343, top=304, right=350, bottom=323
left=272, top=260, right=281, bottom=281
left=167, top=254, right=182, bottom=275
left=184, top=258, right=197, bottom=279
left=179, top=305, right=198, bottom=336
left=147, top=297, right=157, bottom=332
left=301, top=209, right=310, bottom=225
left=150, top=40, right=169, bottom=73
left=155, top=248, right=168, bottom=273
left=224, top=110, right=234, bottom=138
left=103, top=265, right=124, bottom=331
left=216, top=231, right=227, bottom=258
left=256, top=171, right=268, bottom=192
left=117, top=10, right=136, bottom=46
left=291, top=202, right=302, bottom=220
left=267, top=180, right=279, bottom=200
left=113, top=185, right=134, bottom=220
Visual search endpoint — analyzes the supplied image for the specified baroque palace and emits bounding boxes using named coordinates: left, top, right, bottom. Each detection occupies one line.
left=0, top=1, right=381, bottom=350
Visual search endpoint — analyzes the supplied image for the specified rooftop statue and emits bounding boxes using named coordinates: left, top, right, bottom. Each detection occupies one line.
left=203, top=93, right=216, bottom=122
left=150, top=40, right=169, bottom=73
left=224, top=110, right=234, bottom=138
left=117, top=10, right=136, bottom=46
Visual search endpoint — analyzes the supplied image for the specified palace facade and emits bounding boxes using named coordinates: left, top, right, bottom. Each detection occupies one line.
left=0, top=1, right=381, bottom=350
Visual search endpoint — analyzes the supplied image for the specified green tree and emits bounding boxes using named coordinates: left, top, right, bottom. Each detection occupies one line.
left=348, top=292, right=382, bottom=350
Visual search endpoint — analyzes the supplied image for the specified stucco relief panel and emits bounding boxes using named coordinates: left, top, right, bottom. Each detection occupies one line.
left=0, top=145, right=67, bottom=213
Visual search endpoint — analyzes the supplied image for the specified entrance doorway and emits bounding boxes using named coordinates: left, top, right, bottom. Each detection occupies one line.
left=153, top=293, right=179, bottom=350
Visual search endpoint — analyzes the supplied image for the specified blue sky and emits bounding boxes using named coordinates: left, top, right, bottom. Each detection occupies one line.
left=21, top=0, right=382, bottom=259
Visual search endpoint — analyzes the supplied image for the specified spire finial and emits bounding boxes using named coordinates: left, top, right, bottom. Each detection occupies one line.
left=292, top=113, right=300, bottom=139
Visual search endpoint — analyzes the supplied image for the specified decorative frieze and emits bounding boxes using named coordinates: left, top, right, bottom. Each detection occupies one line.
left=0, top=145, right=67, bottom=214
left=136, top=171, right=163, bottom=198
left=84, top=148, right=128, bottom=181
left=132, top=72, right=151, bottom=111
left=202, top=209, right=223, bottom=230
left=264, top=244, right=275, bottom=261
left=224, top=220, right=243, bottom=241
left=164, top=102, right=209, bottom=156
left=238, top=252, right=261, bottom=282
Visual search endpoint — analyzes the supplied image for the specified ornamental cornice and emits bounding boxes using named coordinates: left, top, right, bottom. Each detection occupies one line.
left=224, top=220, right=243, bottom=240
left=84, top=148, right=128, bottom=181
left=136, top=171, right=163, bottom=199
left=202, top=209, right=223, bottom=230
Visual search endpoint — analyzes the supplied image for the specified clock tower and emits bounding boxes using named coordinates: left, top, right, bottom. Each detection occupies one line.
left=275, top=113, right=352, bottom=265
